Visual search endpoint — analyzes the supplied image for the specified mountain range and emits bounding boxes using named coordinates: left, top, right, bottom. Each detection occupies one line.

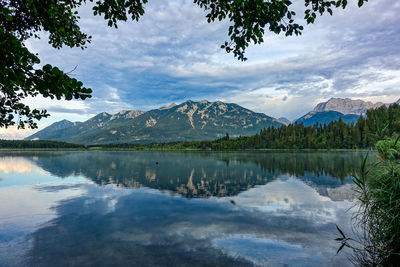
left=27, top=100, right=281, bottom=145
left=26, top=98, right=400, bottom=144
left=295, top=111, right=361, bottom=126
left=294, top=98, right=399, bottom=126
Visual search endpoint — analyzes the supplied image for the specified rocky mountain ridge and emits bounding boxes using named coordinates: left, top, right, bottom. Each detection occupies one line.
left=26, top=100, right=281, bottom=144
left=26, top=97, right=400, bottom=144
left=313, top=98, right=391, bottom=115
left=295, top=97, right=399, bottom=126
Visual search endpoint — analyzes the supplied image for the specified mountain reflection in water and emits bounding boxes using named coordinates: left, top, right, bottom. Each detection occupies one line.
left=0, top=151, right=371, bottom=266
left=8, top=150, right=369, bottom=199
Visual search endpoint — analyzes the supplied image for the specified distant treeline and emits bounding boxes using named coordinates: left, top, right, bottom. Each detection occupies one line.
left=0, top=140, right=85, bottom=149
left=97, top=103, right=400, bottom=150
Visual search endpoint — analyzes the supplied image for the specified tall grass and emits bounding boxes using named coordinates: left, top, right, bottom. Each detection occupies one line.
left=337, top=137, right=400, bottom=265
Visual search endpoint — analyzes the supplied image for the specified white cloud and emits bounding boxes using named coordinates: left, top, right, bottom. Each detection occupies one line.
left=2, top=0, right=400, bottom=137
left=0, top=127, right=37, bottom=140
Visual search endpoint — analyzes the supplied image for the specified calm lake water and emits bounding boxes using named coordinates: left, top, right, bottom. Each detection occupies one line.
left=0, top=150, right=370, bottom=266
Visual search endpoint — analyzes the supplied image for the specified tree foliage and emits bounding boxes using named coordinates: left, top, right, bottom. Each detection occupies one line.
left=1, top=0, right=367, bottom=128
left=196, top=104, right=399, bottom=150
left=0, top=139, right=84, bottom=148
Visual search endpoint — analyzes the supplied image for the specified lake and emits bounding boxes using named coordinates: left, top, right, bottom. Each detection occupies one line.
left=0, top=150, right=369, bottom=266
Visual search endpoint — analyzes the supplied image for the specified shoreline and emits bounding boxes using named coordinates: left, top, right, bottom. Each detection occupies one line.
left=0, top=148, right=375, bottom=152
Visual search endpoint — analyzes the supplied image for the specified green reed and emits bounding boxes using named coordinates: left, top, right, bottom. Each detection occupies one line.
left=337, top=136, right=400, bottom=266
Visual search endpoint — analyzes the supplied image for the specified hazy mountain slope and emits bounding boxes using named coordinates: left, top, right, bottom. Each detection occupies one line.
left=26, top=112, right=112, bottom=141
left=295, top=111, right=360, bottom=126
left=28, top=100, right=282, bottom=145
left=26, top=110, right=143, bottom=142
left=277, top=117, right=291, bottom=125
left=314, top=98, right=385, bottom=115
left=294, top=97, right=399, bottom=126
left=27, top=119, right=82, bottom=140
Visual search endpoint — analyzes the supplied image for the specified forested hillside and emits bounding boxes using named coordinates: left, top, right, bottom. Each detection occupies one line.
left=101, top=104, right=400, bottom=150
left=204, top=103, right=400, bottom=150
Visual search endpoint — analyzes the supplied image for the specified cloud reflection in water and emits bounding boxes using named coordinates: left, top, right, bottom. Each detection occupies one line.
left=0, top=151, right=364, bottom=266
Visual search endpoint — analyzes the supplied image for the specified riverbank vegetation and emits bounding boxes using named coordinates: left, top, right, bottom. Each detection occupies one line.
left=333, top=104, right=400, bottom=265
left=336, top=136, right=400, bottom=265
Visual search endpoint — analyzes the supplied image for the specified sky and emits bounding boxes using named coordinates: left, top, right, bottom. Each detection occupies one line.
left=2, top=0, right=400, bottom=139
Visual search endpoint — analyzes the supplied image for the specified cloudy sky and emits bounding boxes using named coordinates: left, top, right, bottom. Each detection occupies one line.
left=2, top=0, right=400, bottom=139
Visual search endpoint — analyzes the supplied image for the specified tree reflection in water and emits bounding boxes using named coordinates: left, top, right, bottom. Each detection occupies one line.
left=6, top=150, right=372, bottom=199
